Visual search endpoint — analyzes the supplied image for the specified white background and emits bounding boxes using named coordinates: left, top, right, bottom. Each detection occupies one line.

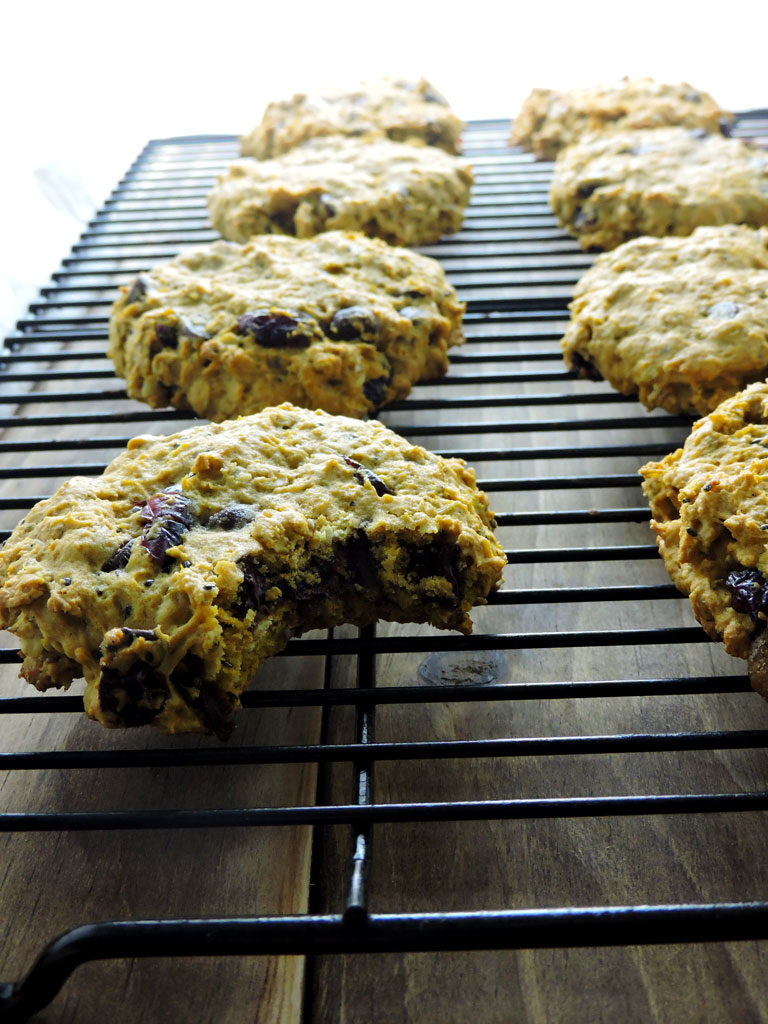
left=2, top=0, right=766, bottom=339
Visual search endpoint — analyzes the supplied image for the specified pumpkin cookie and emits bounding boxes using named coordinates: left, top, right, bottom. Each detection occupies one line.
left=0, top=405, right=506, bottom=738
left=109, top=231, right=464, bottom=421
left=641, top=382, right=768, bottom=699
left=241, top=77, right=463, bottom=158
left=511, top=78, right=729, bottom=160
left=562, top=225, right=768, bottom=415
left=207, top=137, right=473, bottom=246
left=549, top=127, right=768, bottom=251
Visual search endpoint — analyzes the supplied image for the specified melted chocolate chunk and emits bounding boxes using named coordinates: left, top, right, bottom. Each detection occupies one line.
left=179, top=316, right=211, bottom=342
left=573, top=209, right=599, bottom=230
left=725, top=568, right=768, bottom=621
left=136, top=488, right=195, bottom=568
left=98, top=661, right=169, bottom=727
left=170, top=654, right=235, bottom=741
left=235, top=557, right=270, bottom=615
left=337, top=529, right=380, bottom=590
left=720, top=118, right=732, bottom=138
left=410, top=538, right=462, bottom=594
left=329, top=306, right=379, bottom=341
left=235, top=310, right=313, bottom=348
left=344, top=456, right=395, bottom=496
left=207, top=504, right=255, bottom=530
left=422, top=86, right=446, bottom=104
left=362, top=376, right=389, bottom=408
left=102, top=539, right=133, bottom=572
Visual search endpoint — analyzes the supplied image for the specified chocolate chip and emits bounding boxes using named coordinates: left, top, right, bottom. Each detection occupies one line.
left=329, top=306, right=379, bottom=341
left=398, top=306, right=428, bottom=324
left=707, top=301, right=743, bottom=320
left=105, top=627, right=159, bottom=649
left=102, top=539, right=133, bottom=572
left=724, top=568, right=768, bottom=621
left=179, top=316, right=211, bottom=342
left=362, top=376, right=389, bottom=408
left=573, top=210, right=599, bottom=230
left=98, top=661, right=169, bottom=727
left=170, top=654, right=235, bottom=741
left=320, top=192, right=337, bottom=217
left=422, top=86, right=446, bottom=104
left=576, top=181, right=603, bottom=200
left=720, top=118, right=732, bottom=138
left=126, top=275, right=149, bottom=304
left=344, top=456, right=395, bottom=496
left=569, top=351, right=603, bottom=381
left=684, top=91, right=703, bottom=104
left=235, top=310, right=313, bottom=348
left=207, top=504, right=255, bottom=530
left=155, top=321, right=179, bottom=349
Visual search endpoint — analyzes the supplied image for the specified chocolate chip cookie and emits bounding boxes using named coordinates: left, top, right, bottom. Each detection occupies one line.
left=641, top=382, right=768, bottom=698
left=549, top=127, right=768, bottom=251
left=108, top=231, right=465, bottom=421
left=241, top=77, right=463, bottom=158
left=511, top=77, right=730, bottom=160
left=207, top=137, right=473, bottom=246
left=0, top=404, right=506, bottom=738
left=562, top=225, right=768, bottom=415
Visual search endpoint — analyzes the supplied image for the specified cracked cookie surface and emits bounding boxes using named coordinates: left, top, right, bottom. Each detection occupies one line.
left=207, top=137, right=473, bottom=246
left=108, top=231, right=465, bottom=421
left=241, top=77, right=463, bottom=158
left=511, top=78, right=729, bottom=160
left=549, top=127, right=768, bottom=251
left=562, top=225, right=768, bottom=415
left=641, top=382, right=768, bottom=698
left=0, top=404, right=506, bottom=738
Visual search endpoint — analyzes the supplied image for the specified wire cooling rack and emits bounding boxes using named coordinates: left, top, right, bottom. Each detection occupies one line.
left=2, top=116, right=768, bottom=1022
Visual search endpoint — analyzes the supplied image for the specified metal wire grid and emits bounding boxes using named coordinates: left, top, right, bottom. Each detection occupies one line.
left=2, top=116, right=768, bottom=1019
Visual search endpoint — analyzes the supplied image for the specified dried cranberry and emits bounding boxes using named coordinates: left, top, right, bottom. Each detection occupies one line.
left=344, top=456, right=394, bottom=496
left=136, top=488, right=195, bottom=568
left=725, top=568, right=768, bottom=621
left=102, top=539, right=133, bottom=572
left=235, top=309, right=313, bottom=348
left=329, top=306, right=378, bottom=340
left=207, top=504, right=255, bottom=530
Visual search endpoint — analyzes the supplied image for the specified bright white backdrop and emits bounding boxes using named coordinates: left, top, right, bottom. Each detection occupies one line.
left=2, top=0, right=766, bottom=338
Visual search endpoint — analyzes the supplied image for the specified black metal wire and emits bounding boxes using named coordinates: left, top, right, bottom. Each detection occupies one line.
left=2, top=113, right=768, bottom=1019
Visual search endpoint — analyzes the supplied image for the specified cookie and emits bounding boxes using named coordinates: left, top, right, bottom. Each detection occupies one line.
left=562, top=225, right=768, bottom=415
left=640, top=382, right=768, bottom=700
left=241, top=77, right=463, bottom=158
left=108, top=231, right=465, bottom=421
left=549, top=127, right=768, bottom=251
left=0, top=404, right=507, bottom=738
left=207, top=137, right=473, bottom=246
left=511, top=78, right=730, bottom=160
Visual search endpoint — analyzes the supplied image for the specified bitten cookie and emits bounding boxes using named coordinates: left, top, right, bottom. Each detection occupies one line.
left=0, top=405, right=507, bottom=738
left=549, top=127, right=768, bottom=251
left=241, top=77, right=463, bottom=158
left=640, top=382, right=768, bottom=699
left=562, top=225, right=768, bottom=415
left=207, top=137, right=473, bottom=246
left=108, top=231, right=465, bottom=421
left=511, top=77, right=730, bottom=160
